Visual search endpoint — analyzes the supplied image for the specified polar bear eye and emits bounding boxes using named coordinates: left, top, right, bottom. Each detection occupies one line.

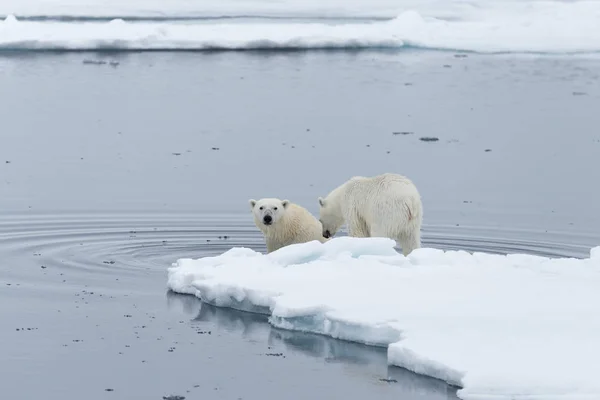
left=259, top=206, right=264, bottom=210
left=273, top=207, right=278, bottom=210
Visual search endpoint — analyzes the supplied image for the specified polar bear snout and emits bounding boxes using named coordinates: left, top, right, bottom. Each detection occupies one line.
left=323, top=229, right=332, bottom=238
left=263, top=215, right=273, bottom=225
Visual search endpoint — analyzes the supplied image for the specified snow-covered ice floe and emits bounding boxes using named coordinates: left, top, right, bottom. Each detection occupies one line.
left=167, top=237, right=600, bottom=400
left=4, top=0, right=600, bottom=54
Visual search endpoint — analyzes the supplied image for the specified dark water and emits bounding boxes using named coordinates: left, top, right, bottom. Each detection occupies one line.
left=1, top=50, right=599, bottom=399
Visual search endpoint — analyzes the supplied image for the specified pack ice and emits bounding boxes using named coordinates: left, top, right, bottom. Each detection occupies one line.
left=167, top=237, right=600, bottom=400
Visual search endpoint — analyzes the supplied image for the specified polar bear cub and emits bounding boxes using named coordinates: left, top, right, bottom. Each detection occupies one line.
left=317, top=173, right=423, bottom=256
left=249, top=197, right=328, bottom=253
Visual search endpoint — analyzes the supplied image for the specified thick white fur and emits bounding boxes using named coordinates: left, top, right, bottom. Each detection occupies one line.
left=318, top=173, right=423, bottom=256
left=249, top=197, right=328, bottom=253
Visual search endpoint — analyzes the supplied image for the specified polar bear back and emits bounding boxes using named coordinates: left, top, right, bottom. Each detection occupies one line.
left=343, top=173, right=422, bottom=222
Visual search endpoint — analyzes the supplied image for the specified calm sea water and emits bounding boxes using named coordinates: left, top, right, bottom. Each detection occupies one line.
left=1, top=50, right=598, bottom=399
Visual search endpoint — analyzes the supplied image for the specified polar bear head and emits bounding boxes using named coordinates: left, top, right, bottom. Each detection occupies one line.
left=249, top=198, right=290, bottom=227
left=317, top=196, right=344, bottom=238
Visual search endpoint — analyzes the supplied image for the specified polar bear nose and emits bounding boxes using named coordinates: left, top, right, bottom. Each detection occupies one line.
left=263, top=215, right=272, bottom=225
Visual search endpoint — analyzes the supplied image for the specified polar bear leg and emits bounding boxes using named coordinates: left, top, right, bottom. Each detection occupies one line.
left=266, top=241, right=278, bottom=253
left=370, top=223, right=420, bottom=256
left=348, top=217, right=370, bottom=237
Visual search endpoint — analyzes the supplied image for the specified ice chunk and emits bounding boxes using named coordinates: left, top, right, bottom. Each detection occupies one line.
left=167, top=238, right=600, bottom=399
left=591, top=246, right=600, bottom=260
left=3, top=1, right=600, bottom=54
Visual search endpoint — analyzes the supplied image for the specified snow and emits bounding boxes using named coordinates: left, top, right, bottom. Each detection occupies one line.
left=167, top=236, right=600, bottom=400
left=0, top=0, right=410, bottom=19
left=2, top=1, right=600, bottom=53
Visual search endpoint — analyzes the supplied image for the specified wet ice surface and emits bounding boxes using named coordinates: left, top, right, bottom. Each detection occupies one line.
left=1, top=51, right=599, bottom=399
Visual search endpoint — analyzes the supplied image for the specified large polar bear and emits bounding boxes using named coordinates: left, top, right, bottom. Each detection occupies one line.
left=317, top=173, right=423, bottom=256
left=249, top=197, right=328, bottom=253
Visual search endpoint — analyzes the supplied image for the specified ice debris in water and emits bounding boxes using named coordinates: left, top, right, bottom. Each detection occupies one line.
left=167, top=237, right=600, bottom=400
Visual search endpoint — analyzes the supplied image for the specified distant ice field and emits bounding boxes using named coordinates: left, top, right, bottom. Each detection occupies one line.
left=1, top=0, right=600, bottom=53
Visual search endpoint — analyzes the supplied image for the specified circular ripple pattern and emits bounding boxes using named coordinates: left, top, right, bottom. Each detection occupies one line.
left=422, top=224, right=596, bottom=259
left=0, top=212, right=595, bottom=279
left=0, top=213, right=265, bottom=277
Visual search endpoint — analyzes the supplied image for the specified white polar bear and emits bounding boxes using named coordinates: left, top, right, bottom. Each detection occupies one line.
left=249, top=197, right=328, bottom=253
left=317, top=173, right=423, bottom=256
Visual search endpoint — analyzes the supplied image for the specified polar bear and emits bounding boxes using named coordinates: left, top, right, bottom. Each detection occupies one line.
left=317, top=173, right=423, bottom=256
left=249, top=197, right=328, bottom=253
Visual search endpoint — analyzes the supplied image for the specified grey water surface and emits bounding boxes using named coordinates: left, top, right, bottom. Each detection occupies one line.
left=1, top=50, right=599, bottom=400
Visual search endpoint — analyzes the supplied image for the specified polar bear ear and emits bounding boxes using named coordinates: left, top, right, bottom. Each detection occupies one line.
left=281, top=200, right=290, bottom=209
left=318, top=197, right=326, bottom=207
left=249, top=199, right=257, bottom=210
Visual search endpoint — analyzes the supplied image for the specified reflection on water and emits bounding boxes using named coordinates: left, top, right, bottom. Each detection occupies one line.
left=167, top=290, right=461, bottom=399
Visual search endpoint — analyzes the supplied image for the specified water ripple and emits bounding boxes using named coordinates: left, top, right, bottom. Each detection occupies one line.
left=0, top=212, right=593, bottom=281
